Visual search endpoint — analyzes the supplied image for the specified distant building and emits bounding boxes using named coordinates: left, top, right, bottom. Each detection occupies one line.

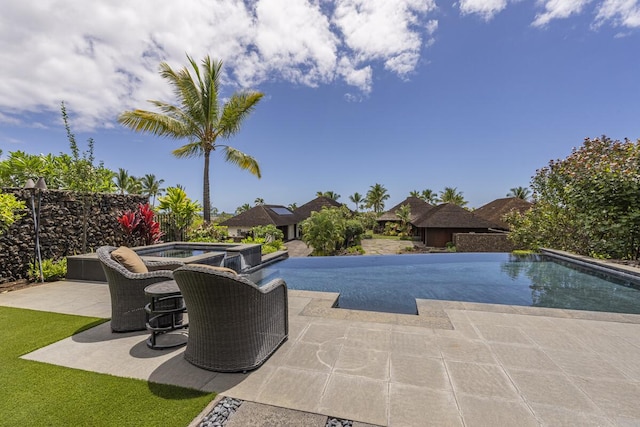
left=294, top=196, right=345, bottom=221
left=474, top=197, right=533, bottom=230
left=377, top=196, right=434, bottom=235
left=219, top=205, right=300, bottom=241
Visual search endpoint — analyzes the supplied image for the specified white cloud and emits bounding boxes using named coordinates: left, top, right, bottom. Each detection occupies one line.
left=459, top=0, right=510, bottom=20
left=532, top=0, right=594, bottom=27
left=595, top=0, right=640, bottom=28
left=0, top=0, right=439, bottom=130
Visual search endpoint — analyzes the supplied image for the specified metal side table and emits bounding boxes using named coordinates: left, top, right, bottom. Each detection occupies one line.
left=144, top=280, right=188, bottom=349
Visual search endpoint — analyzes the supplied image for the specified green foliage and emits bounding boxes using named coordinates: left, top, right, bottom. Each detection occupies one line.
left=188, top=222, right=230, bottom=242
left=241, top=224, right=285, bottom=254
left=365, top=183, right=389, bottom=213
left=158, top=187, right=201, bottom=241
left=349, top=192, right=364, bottom=212
left=235, top=203, right=252, bottom=214
left=438, top=187, right=467, bottom=206
left=395, top=203, right=412, bottom=236
left=29, top=258, right=67, bottom=282
left=507, top=186, right=531, bottom=200
left=506, top=136, right=640, bottom=260
left=118, top=55, right=263, bottom=222
left=0, top=193, right=26, bottom=235
left=316, top=190, right=341, bottom=200
left=0, top=307, right=213, bottom=426
left=300, top=206, right=365, bottom=256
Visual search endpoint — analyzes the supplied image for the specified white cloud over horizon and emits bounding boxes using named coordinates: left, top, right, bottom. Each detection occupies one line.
left=0, top=0, right=638, bottom=131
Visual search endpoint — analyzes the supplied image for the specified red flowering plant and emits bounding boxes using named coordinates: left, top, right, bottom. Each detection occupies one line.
left=117, top=203, right=163, bottom=246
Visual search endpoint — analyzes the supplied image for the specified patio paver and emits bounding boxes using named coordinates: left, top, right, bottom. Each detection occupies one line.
left=4, top=280, right=640, bottom=426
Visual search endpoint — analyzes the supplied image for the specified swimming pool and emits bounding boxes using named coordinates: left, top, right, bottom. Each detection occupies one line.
left=248, top=253, right=640, bottom=315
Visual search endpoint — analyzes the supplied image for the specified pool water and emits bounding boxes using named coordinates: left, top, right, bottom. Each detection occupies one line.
left=248, top=253, right=640, bottom=315
left=142, top=249, right=210, bottom=258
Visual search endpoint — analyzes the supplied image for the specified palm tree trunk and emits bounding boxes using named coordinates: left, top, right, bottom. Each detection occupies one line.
left=203, top=150, right=211, bottom=223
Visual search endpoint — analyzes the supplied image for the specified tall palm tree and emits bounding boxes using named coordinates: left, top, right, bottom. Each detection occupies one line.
left=316, top=190, right=341, bottom=200
left=349, top=192, right=364, bottom=212
left=140, top=174, right=165, bottom=206
left=438, top=187, right=467, bottom=207
left=114, top=168, right=131, bottom=195
left=421, top=189, right=438, bottom=204
left=118, top=55, right=263, bottom=222
left=507, top=186, right=531, bottom=200
left=366, top=183, right=390, bottom=214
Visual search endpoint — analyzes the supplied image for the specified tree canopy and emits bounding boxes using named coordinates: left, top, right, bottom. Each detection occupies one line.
left=507, top=136, right=640, bottom=259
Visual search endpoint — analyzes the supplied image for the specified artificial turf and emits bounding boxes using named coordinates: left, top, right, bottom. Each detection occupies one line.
left=0, top=306, right=215, bottom=426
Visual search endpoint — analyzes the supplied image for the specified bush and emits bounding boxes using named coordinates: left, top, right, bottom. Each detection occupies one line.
left=29, top=258, right=67, bottom=282
left=301, top=206, right=365, bottom=256
left=0, top=193, right=26, bottom=235
left=188, top=222, right=230, bottom=242
left=117, top=203, right=163, bottom=246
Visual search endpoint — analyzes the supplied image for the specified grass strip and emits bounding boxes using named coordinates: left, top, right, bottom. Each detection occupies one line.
left=0, top=306, right=215, bottom=426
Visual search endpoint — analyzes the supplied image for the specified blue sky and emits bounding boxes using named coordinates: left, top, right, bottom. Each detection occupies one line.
left=1, top=1, right=639, bottom=213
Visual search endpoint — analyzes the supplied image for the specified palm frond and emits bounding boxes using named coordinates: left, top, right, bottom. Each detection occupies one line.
left=223, top=146, right=261, bottom=178
left=117, top=110, right=190, bottom=138
left=172, top=142, right=204, bottom=159
left=218, top=91, right=264, bottom=138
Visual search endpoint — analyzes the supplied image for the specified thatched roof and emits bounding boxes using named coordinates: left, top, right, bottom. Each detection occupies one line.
left=413, top=203, right=500, bottom=229
left=220, top=205, right=299, bottom=227
left=377, top=197, right=434, bottom=223
left=294, top=196, right=345, bottom=220
left=474, top=197, right=533, bottom=230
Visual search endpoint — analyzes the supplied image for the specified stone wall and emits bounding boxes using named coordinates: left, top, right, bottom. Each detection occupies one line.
left=454, top=232, right=521, bottom=252
left=0, top=188, right=147, bottom=283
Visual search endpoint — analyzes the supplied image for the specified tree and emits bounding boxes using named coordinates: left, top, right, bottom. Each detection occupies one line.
left=316, top=191, right=341, bottom=200
left=438, top=187, right=467, bottom=206
left=300, top=206, right=364, bottom=256
left=506, top=136, right=640, bottom=259
left=235, top=203, right=251, bottom=214
left=396, top=203, right=412, bottom=236
left=365, top=183, right=389, bottom=214
left=0, top=193, right=25, bottom=236
left=254, top=197, right=264, bottom=206
left=118, top=55, right=263, bottom=222
left=158, top=186, right=201, bottom=241
left=141, top=174, right=165, bottom=206
left=507, top=186, right=531, bottom=200
left=287, top=202, right=298, bottom=211
left=421, top=189, right=438, bottom=204
left=349, top=192, right=364, bottom=212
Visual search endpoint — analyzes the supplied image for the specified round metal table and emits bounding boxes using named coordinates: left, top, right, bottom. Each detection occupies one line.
left=144, top=280, right=188, bottom=349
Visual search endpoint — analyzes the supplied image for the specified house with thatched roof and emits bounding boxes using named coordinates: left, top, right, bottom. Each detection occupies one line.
left=377, top=197, right=434, bottom=231
left=413, top=203, right=501, bottom=247
left=474, top=197, right=533, bottom=230
left=294, top=196, right=345, bottom=221
left=219, top=205, right=300, bottom=241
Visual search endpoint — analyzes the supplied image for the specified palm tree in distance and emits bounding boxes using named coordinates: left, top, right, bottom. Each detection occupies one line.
left=349, top=192, right=364, bottom=212
left=507, top=186, right=531, bottom=200
left=288, top=202, right=298, bottom=211
left=316, top=190, right=341, bottom=200
left=366, top=183, right=390, bottom=214
left=438, top=187, right=467, bottom=207
left=114, top=168, right=136, bottom=194
left=236, top=203, right=251, bottom=214
left=421, top=189, right=438, bottom=204
left=141, top=174, right=165, bottom=206
left=118, top=55, right=264, bottom=222
left=254, top=197, right=264, bottom=206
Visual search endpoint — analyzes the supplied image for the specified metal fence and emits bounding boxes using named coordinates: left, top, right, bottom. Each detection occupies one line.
left=155, top=213, right=187, bottom=242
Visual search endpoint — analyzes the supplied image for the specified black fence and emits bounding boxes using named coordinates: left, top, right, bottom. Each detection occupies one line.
left=155, top=213, right=187, bottom=242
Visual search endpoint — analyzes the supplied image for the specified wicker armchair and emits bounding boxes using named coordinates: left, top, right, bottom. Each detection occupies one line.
left=173, top=264, right=288, bottom=372
left=97, top=246, right=184, bottom=332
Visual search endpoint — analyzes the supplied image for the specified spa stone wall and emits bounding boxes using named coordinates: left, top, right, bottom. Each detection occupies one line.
left=454, top=232, right=521, bottom=253
left=0, top=188, right=147, bottom=283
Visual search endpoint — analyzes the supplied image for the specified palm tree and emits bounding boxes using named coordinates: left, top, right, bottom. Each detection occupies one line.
left=409, top=190, right=421, bottom=198
left=287, top=202, right=298, bottom=211
left=349, top=192, right=364, bottom=212
left=254, top=197, right=264, bottom=206
left=366, top=183, right=390, bottom=214
left=316, top=191, right=340, bottom=200
left=236, top=203, right=251, bottom=214
left=507, top=186, right=531, bottom=200
left=140, top=174, right=165, bottom=206
left=438, top=187, right=467, bottom=207
left=421, top=189, right=438, bottom=204
left=114, top=168, right=131, bottom=195
left=396, top=203, right=412, bottom=235
left=118, top=55, right=263, bottom=222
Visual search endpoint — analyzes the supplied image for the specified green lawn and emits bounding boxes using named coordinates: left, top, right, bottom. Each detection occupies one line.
left=0, top=306, right=215, bottom=426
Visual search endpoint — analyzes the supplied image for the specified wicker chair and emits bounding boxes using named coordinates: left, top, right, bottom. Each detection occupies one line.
left=173, top=264, right=288, bottom=372
left=97, top=246, right=184, bottom=332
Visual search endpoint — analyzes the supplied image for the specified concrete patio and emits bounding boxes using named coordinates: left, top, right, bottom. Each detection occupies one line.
left=3, top=279, right=640, bottom=426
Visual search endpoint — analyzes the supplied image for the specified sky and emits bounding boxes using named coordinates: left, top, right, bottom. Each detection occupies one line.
left=1, top=0, right=639, bottom=214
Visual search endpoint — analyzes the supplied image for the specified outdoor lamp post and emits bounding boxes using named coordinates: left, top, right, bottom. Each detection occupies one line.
left=24, top=177, right=47, bottom=282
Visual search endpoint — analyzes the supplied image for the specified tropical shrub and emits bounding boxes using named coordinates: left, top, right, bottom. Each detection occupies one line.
left=29, top=258, right=67, bottom=282
left=0, top=193, right=26, bottom=235
left=300, top=206, right=365, bottom=256
left=158, top=187, right=201, bottom=241
left=117, top=203, right=163, bottom=246
left=506, top=136, right=640, bottom=259
left=242, top=225, right=285, bottom=255
left=188, top=222, right=230, bottom=242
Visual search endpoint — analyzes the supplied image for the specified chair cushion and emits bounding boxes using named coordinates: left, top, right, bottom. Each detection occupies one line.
left=111, top=246, right=148, bottom=273
left=190, top=264, right=238, bottom=276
